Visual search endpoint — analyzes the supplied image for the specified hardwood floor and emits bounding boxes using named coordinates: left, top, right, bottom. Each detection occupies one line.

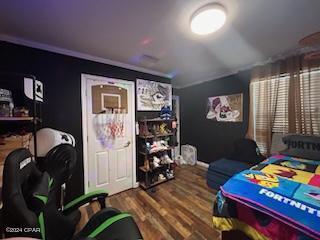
left=79, top=165, right=221, bottom=240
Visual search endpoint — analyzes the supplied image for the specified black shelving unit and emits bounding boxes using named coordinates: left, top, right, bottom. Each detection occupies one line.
left=0, top=72, right=42, bottom=162
left=138, top=118, right=177, bottom=190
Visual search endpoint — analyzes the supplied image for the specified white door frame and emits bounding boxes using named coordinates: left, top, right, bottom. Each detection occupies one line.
left=81, top=73, right=137, bottom=194
left=172, top=95, right=181, bottom=157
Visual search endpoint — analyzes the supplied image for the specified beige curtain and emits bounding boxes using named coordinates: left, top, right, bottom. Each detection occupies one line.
left=247, top=54, right=320, bottom=154
left=247, top=63, right=282, bottom=155
left=287, top=55, right=320, bottom=134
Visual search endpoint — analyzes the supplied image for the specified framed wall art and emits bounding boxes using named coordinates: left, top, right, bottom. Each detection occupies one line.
left=136, top=79, right=172, bottom=111
left=206, top=93, right=243, bottom=122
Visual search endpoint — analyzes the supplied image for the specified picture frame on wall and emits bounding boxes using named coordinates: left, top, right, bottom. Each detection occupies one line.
left=136, top=79, right=172, bottom=111
left=206, top=93, right=243, bottom=122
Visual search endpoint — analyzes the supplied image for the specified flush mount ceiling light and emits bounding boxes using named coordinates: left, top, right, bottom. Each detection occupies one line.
left=190, top=3, right=227, bottom=35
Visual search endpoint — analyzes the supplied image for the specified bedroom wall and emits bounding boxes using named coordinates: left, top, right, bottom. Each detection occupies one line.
left=0, top=41, right=170, bottom=200
left=178, top=71, right=250, bottom=164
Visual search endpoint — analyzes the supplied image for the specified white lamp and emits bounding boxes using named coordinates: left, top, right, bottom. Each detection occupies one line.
left=190, top=3, right=227, bottom=35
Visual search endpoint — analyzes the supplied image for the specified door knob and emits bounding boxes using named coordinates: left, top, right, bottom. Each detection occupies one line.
left=124, top=141, right=131, bottom=148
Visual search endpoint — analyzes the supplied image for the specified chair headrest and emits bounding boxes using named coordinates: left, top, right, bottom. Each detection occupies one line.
left=2, top=148, right=38, bottom=193
left=37, top=144, right=77, bottom=187
left=29, top=128, right=75, bottom=157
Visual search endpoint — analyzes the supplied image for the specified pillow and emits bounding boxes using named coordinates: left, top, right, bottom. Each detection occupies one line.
left=280, top=134, right=320, bottom=160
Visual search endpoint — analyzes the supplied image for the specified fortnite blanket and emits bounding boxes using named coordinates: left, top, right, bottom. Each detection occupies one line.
left=220, top=155, right=320, bottom=239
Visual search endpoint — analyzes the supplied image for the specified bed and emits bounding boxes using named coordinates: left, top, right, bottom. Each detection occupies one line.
left=213, top=135, right=320, bottom=240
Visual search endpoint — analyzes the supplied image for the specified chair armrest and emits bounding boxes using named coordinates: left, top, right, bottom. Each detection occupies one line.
left=63, top=189, right=108, bottom=215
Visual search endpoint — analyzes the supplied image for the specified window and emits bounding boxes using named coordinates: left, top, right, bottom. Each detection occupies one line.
left=251, top=68, right=320, bottom=153
left=299, top=69, right=320, bottom=134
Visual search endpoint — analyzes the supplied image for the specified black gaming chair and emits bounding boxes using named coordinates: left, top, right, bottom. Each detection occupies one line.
left=1, top=148, right=143, bottom=240
left=37, top=144, right=109, bottom=230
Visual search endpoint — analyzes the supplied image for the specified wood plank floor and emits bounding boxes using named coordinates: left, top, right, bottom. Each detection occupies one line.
left=79, top=165, right=220, bottom=240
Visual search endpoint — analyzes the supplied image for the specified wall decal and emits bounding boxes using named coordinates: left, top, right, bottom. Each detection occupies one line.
left=206, top=93, right=243, bottom=122
left=136, top=79, right=172, bottom=111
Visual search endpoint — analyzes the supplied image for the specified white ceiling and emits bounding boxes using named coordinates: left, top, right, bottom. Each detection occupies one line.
left=1, top=0, right=320, bottom=88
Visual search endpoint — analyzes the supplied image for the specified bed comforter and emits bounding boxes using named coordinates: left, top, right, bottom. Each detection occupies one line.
left=213, top=155, right=320, bottom=240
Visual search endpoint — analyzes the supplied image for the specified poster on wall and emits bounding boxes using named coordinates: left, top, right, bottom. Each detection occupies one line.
left=206, top=93, right=243, bottom=122
left=136, top=79, right=172, bottom=111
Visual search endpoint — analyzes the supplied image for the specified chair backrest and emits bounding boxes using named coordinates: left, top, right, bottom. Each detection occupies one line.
left=2, top=148, right=42, bottom=238
left=2, top=148, right=77, bottom=240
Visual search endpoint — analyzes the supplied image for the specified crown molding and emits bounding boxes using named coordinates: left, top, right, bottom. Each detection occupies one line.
left=0, top=34, right=171, bottom=79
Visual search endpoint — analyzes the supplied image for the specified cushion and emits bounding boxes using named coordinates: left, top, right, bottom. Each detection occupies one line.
left=207, top=159, right=250, bottom=191
left=207, top=171, right=232, bottom=185
left=280, top=134, right=320, bottom=160
left=208, top=158, right=250, bottom=176
left=207, top=179, right=223, bottom=191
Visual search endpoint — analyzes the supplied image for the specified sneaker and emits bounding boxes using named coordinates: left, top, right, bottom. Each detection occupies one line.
left=153, top=156, right=161, bottom=168
left=160, top=140, right=169, bottom=148
left=150, top=141, right=160, bottom=153
left=158, top=174, right=166, bottom=181
left=164, top=154, right=173, bottom=164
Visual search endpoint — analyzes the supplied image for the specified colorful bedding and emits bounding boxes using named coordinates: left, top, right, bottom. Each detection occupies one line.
left=213, top=155, right=320, bottom=240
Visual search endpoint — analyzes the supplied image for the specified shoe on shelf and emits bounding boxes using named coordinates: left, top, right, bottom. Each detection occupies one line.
left=150, top=141, right=159, bottom=153
left=153, top=156, right=161, bottom=168
left=140, top=125, right=151, bottom=136
left=165, top=154, right=173, bottom=164
left=168, top=170, right=174, bottom=178
left=165, top=169, right=174, bottom=179
left=160, top=156, right=164, bottom=164
left=145, top=142, right=151, bottom=151
left=150, top=140, right=168, bottom=153
left=158, top=174, right=166, bottom=181
left=160, top=140, right=168, bottom=147
left=159, top=123, right=169, bottom=134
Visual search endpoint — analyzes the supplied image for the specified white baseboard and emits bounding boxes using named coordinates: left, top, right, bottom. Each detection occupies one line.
left=196, top=160, right=209, bottom=169
left=133, top=182, right=140, bottom=188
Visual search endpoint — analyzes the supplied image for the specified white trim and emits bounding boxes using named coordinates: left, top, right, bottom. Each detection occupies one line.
left=196, top=160, right=209, bottom=169
left=0, top=34, right=170, bottom=79
left=81, top=73, right=137, bottom=194
left=172, top=95, right=180, bottom=157
left=81, top=76, right=89, bottom=194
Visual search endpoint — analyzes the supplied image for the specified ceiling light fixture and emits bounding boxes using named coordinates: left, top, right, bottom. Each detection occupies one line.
left=190, top=3, right=227, bottom=35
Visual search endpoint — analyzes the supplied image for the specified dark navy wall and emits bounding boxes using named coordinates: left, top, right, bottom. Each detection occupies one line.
left=0, top=41, right=170, bottom=200
left=178, top=71, right=250, bottom=163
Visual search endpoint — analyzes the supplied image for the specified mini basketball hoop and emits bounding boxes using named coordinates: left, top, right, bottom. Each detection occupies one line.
left=93, top=108, right=126, bottom=148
